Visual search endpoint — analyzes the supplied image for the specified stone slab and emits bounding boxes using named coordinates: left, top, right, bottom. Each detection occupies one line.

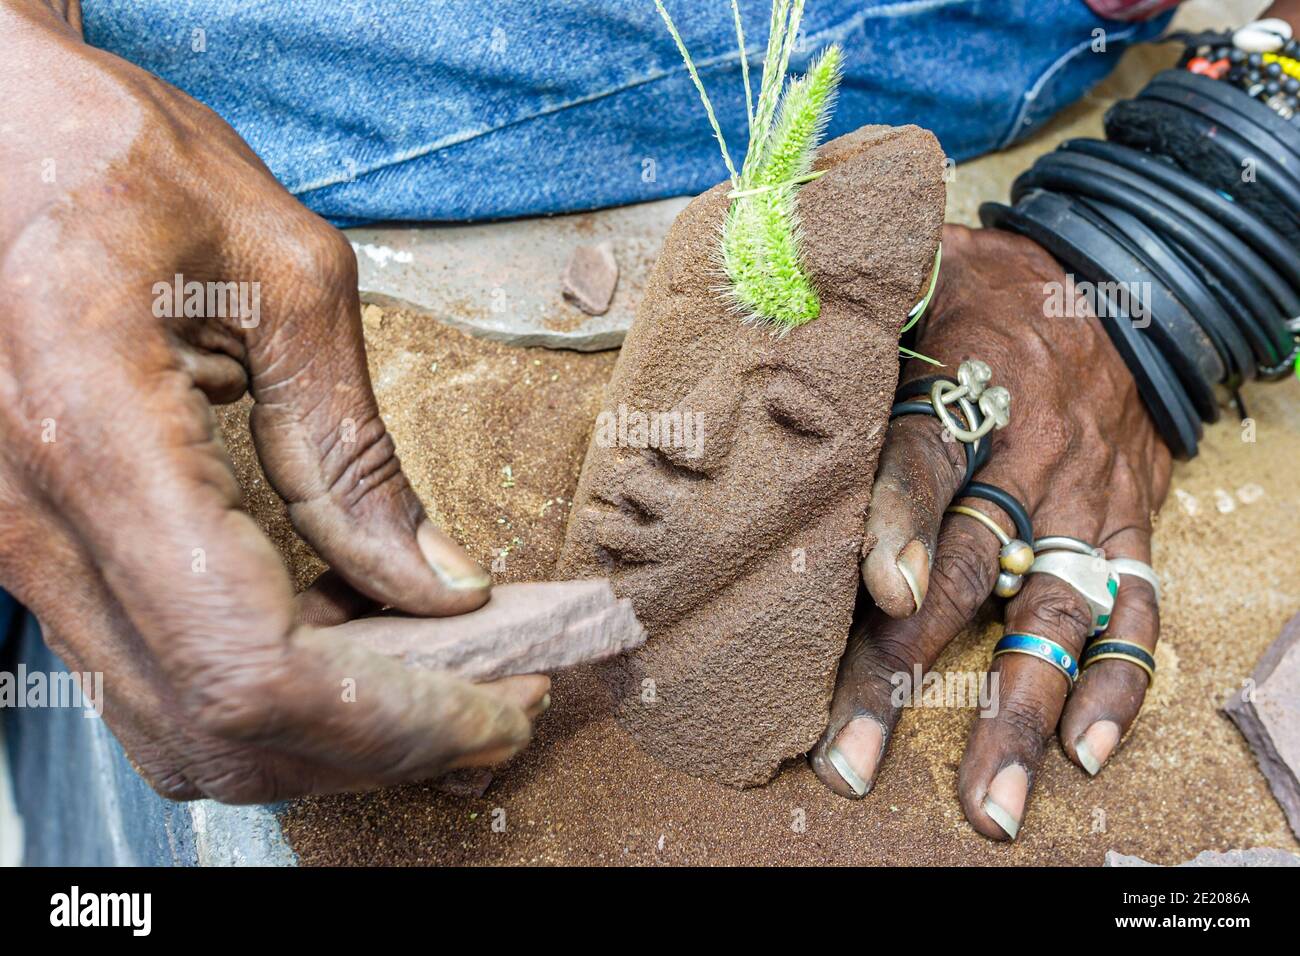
left=1223, top=610, right=1300, bottom=840
left=1105, top=848, right=1300, bottom=866
left=347, top=198, right=687, bottom=352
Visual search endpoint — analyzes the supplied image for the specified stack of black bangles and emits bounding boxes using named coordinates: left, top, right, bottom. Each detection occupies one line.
left=979, top=34, right=1300, bottom=460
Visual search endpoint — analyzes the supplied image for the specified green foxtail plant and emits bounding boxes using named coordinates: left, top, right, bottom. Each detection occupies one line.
left=655, top=0, right=840, bottom=329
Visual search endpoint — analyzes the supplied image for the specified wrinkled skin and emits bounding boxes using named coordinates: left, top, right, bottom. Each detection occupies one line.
left=811, top=224, right=1173, bottom=839
left=0, top=1, right=548, bottom=803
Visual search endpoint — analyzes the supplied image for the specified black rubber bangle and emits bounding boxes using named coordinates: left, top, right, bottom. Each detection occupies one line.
left=1167, top=233, right=1290, bottom=377
left=1105, top=97, right=1300, bottom=243
left=1146, top=68, right=1300, bottom=165
left=894, top=375, right=955, bottom=402
left=889, top=399, right=979, bottom=486
left=960, top=481, right=1033, bottom=545
left=1035, top=173, right=1227, bottom=408
left=1059, top=138, right=1300, bottom=303
left=896, top=376, right=994, bottom=472
left=1075, top=195, right=1253, bottom=384
left=1035, top=149, right=1300, bottom=342
left=1013, top=162, right=1287, bottom=371
left=981, top=192, right=1201, bottom=459
left=1125, top=94, right=1300, bottom=222
left=1011, top=168, right=1221, bottom=420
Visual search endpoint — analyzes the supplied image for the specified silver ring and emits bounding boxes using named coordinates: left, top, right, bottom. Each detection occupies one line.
left=1108, top=558, right=1161, bottom=606
left=1034, top=535, right=1098, bottom=557
left=920, top=390, right=985, bottom=462
left=1027, top=550, right=1119, bottom=634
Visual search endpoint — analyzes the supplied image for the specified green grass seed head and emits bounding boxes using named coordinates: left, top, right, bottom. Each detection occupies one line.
left=657, top=2, right=842, bottom=329
left=725, top=43, right=841, bottom=329
left=758, top=44, right=841, bottom=189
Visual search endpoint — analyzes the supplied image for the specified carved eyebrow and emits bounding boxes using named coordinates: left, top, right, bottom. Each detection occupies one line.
left=752, top=362, right=842, bottom=410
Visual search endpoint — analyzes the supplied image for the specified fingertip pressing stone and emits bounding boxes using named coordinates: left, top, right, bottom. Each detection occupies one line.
left=562, top=243, right=619, bottom=316
left=351, top=579, right=646, bottom=682
left=1222, top=610, right=1300, bottom=840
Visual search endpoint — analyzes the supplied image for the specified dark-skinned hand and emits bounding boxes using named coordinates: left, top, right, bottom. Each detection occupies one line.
left=811, top=224, right=1173, bottom=840
left=0, top=1, right=548, bottom=803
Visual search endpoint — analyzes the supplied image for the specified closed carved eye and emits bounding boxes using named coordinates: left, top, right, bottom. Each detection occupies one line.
left=762, top=373, right=838, bottom=440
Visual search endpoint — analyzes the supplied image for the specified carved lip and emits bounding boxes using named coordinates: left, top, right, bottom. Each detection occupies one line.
left=587, top=497, right=664, bottom=568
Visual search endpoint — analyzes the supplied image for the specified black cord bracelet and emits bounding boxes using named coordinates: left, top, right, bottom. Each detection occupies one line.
left=1106, top=97, right=1300, bottom=243
left=960, top=481, right=1034, bottom=545
left=888, top=398, right=981, bottom=487
left=1059, top=138, right=1300, bottom=296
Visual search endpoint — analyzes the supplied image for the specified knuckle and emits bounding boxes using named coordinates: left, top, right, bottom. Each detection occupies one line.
left=996, top=693, right=1052, bottom=755
left=1075, top=659, right=1147, bottom=715
left=1009, top=581, right=1091, bottom=651
left=141, top=764, right=204, bottom=803
left=321, top=413, right=406, bottom=512
left=187, top=754, right=281, bottom=804
left=284, top=222, right=357, bottom=295
left=855, top=633, right=924, bottom=694
left=130, top=741, right=206, bottom=802
left=182, top=651, right=292, bottom=743
left=1120, top=583, right=1160, bottom=635
left=928, top=539, right=995, bottom=624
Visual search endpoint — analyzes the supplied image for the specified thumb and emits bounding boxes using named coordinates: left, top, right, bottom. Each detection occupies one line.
left=243, top=223, right=489, bottom=616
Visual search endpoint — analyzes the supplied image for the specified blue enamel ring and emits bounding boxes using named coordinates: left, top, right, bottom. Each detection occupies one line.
left=992, top=633, right=1078, bottom=685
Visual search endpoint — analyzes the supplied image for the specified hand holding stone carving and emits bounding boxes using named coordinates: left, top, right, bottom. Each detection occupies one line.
left=0, top=6, right=547, bottom=803
left=810, top=224, right=1172, bottom=841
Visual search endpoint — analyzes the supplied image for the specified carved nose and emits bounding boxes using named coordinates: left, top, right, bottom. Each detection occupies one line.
left=653, top=371, right=739, bottom=475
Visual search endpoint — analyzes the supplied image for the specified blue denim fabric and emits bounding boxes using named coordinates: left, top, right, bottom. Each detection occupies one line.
left=80, top=0, right=1172, bottom=225
left=1, top=612, right=296, bottom=865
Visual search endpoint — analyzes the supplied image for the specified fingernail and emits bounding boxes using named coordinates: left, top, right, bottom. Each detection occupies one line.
left=826, top=717, right=884, bottom=797
left=982, top=764, right=1028, bottom=840
left=896, top=540, right=930, bottom=613
left=1075, top=720, right=1120, bottom=776
left=417, top=521, right=491, bottom=590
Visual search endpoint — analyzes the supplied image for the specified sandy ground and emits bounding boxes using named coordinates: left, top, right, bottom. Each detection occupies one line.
left=216, top=16, right=1300, bottom=865
left=216, top=301, right=1300, bottom=866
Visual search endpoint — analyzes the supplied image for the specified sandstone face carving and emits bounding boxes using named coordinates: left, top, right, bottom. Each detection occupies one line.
left=559, top=126, right=947, bottom=786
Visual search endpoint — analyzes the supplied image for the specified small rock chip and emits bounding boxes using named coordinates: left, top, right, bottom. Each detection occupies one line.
left=562, top=244, right=619, bottom=316
left=361, top=303, right=385, bottom=332
left=435, top=768, right=495, bottom=799
left=1223, top=610, right=1300, bottom=840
